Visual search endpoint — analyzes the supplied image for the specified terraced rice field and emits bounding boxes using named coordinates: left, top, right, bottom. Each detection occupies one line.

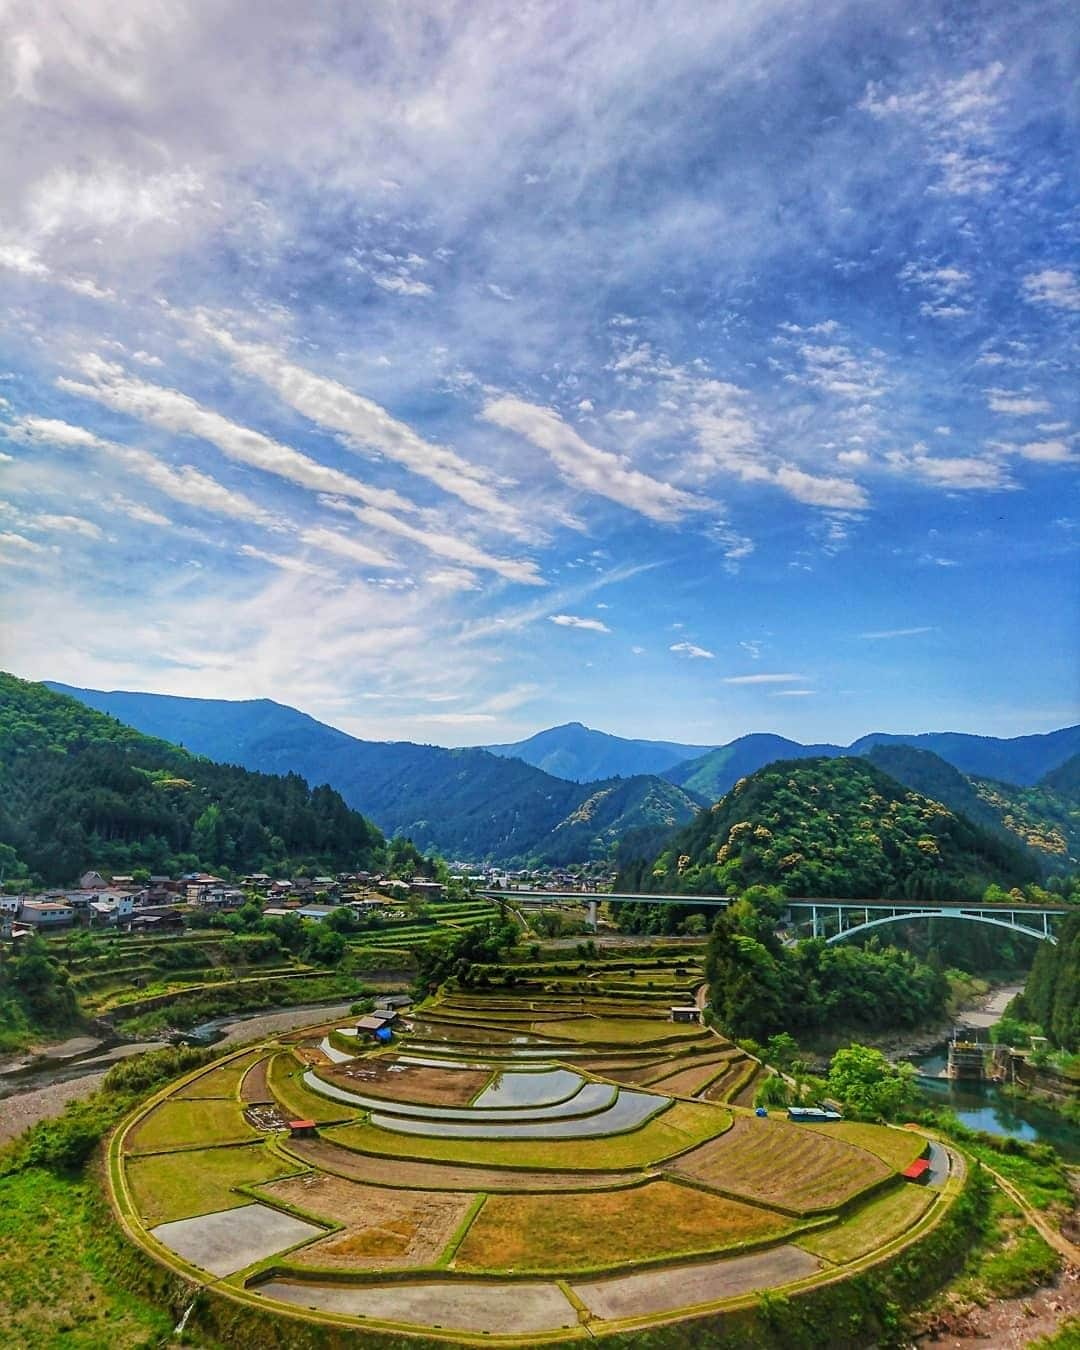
left=453, top=1179, right=801, bottom=1273
left=126, top=1143, right=298, bottom=1225
left=668, top=1114, right=892, bottom=1213
left=112, top=969, right=953, bottom=1343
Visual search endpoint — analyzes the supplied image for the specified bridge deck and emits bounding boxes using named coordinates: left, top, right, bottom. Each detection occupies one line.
left=484, top=890, right=1069, bottom=914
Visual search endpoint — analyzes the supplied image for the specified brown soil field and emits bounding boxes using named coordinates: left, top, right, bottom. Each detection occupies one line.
left=668, top=1114, right=890, bottom=1212
left=240, top=1055, right=273, bottom=1104
left=285, top=1137, right=648, bottom=1193
left=321, top=1057, right=490, bottom=1106
left=261, top=1173, right=475, bottom=1269
left=700, top=1057, right=750, bottom=1102
left=453, top=1179, right=795, bottom=1273
left=640, top=1055, right=742, bottom=1097
left=731, top=1064, right=767, bottom=1108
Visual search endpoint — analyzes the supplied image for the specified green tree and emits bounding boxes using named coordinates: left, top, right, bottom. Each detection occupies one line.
left=826, top=1044, right=917, bottom=1121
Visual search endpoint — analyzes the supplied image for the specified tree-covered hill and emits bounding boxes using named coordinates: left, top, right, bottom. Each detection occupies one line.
left=866, top=745, right=1080, bottom=876
left=620, top=756, right=1039, bottom=900
left=43, top=683, right=702, bottom=863
left=0, top=674, right=385, bottom=885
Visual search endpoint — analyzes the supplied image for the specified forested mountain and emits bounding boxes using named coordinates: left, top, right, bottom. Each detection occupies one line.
left=45, top=683, right=701, bottom=863
left=866, top=745, right=1080, bottom=876
left=664, top=734, right=844, bottom=800
left=0, top=675, right=385, bottom=885
left=664, top=727, right=1080, bottom=802
left=619, top=756, right=1038, bottom=900
left=484, top=722, right=715, bottom=782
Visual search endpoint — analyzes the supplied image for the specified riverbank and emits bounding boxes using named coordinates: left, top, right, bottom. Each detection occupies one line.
left=799, top=979, right=1025, bottom=1068
left=0, top=998, right=362, bottom=1143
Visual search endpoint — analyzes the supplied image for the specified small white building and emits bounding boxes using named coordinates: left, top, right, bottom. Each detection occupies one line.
left=20, top=900, right=75, bottom=927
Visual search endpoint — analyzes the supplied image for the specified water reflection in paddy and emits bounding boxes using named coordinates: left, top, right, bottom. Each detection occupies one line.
left=304, top=1068, right=610, bottom=1121
left=371, top=1088, right=670, bottom=1139
left=473, top=1068, right=584, bottom=1108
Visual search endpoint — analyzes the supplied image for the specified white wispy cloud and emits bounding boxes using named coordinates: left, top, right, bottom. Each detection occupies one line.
left=238, top=544, right=334, bottom=578
left=33, top=512, right=103, bottom=540
left=860, top=63, right=1006, bottom=196
left=320, top=496, right=543, bottom=585
left=888, top=448, right=1016, bottom=491
left=859, top=626, right=935, bottom=640
left=14, top=414, right=277, bottom=526
left=770, top=689, right=815, bottom=696
left=549, top=613, right=610, bottom=633
left=722, top=672, right=805, bottom=684
left=987, top=390, right=1052, bottom=416
left=670, top=641, right=714, bottom=659
left=201, top=324, right=527, bottom=535
left=1022, top=268, right=1080, bottom=312
left=483, top=396, right=711, bottom=525
left=298, top=526, right=400, bottom=570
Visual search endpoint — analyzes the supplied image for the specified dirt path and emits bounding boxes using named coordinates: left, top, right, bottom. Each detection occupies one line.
left=984, top=1163, right=1080, bottom=1267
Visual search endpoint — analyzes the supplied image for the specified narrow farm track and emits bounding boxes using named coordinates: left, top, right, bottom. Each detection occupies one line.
left=984, top=1163, right=1080, bottom=1267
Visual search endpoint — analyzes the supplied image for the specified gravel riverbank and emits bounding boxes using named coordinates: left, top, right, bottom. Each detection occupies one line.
left=0, top=1000, right=359, bottom=1143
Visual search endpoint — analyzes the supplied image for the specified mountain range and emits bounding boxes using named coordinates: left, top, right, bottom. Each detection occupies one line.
left=45, top=682, right=1080, bottom=867
left=44, top=684, right=701, bottom=865
left=488, top=720, right=1080, bottom=797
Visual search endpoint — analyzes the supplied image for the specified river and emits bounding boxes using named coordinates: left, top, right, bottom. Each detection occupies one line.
left=908, top=982, right=1079, bottom=1163
left=0, top=999, right=358, bottom=1143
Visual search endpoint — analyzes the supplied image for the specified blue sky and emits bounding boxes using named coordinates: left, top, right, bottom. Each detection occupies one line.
left=0, top=1, right=1076, bottom=746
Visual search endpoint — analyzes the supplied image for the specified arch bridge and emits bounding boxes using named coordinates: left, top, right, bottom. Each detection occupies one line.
left=481, top=889, right=1065, bottom=945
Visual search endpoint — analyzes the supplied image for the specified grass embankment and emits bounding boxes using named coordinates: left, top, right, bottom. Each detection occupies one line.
left=326, top=1099, right=731, bottom=1170
left=453, top=1179, right=800, bottom=1273
left=111, top=970, right=366, bottom=1037
left=796, top=1183, right=935, bottom=1263
left=126, top=1141, right=298, bottom=1225
left=0, top=1166, right=174, bottom=1348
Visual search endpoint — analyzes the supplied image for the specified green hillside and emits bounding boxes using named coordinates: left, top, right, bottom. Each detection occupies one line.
left=0, top=674, right=385, bottom=885
left=867, top=745, right=1080, bottom=875
left=43, top=683, right=701, bottom=863
left=621, top=756, right=1038, bottom=900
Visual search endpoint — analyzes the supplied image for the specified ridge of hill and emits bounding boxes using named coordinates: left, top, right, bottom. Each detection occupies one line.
left=618, top=755, right=1039, bottom=899
left=866, top=745, right=1080, bottom=875
left=0, top=675, right=385, bottom=886
left=663, top=725, right=1080, bottom=802
left=484, top=721, right=715, bottom=782
left=44, top=683, right=702, bottom=864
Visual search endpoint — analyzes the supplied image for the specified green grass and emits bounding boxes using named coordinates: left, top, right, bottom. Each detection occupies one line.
left=0, top=1167, right=173, bottom=1348
left=266, top=1051, right=357, bottom=1124
left=125, top=1142, right=298, bottom=1225
left=946, top=1191, right=1061, bottom=1302
left=174, top=1049, right=265, bottom=1098
left=126, top=1097, right=258, bottom=1153
left=326, top=1100, right=731, bottom=1170
left=803, top=1121, right=929, bottom=1171
left=796, top=1183, right=934, bottom=1263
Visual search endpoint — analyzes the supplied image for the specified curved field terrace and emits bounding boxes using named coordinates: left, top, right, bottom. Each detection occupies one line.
left=110, top=987, right=962, bottom=1344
